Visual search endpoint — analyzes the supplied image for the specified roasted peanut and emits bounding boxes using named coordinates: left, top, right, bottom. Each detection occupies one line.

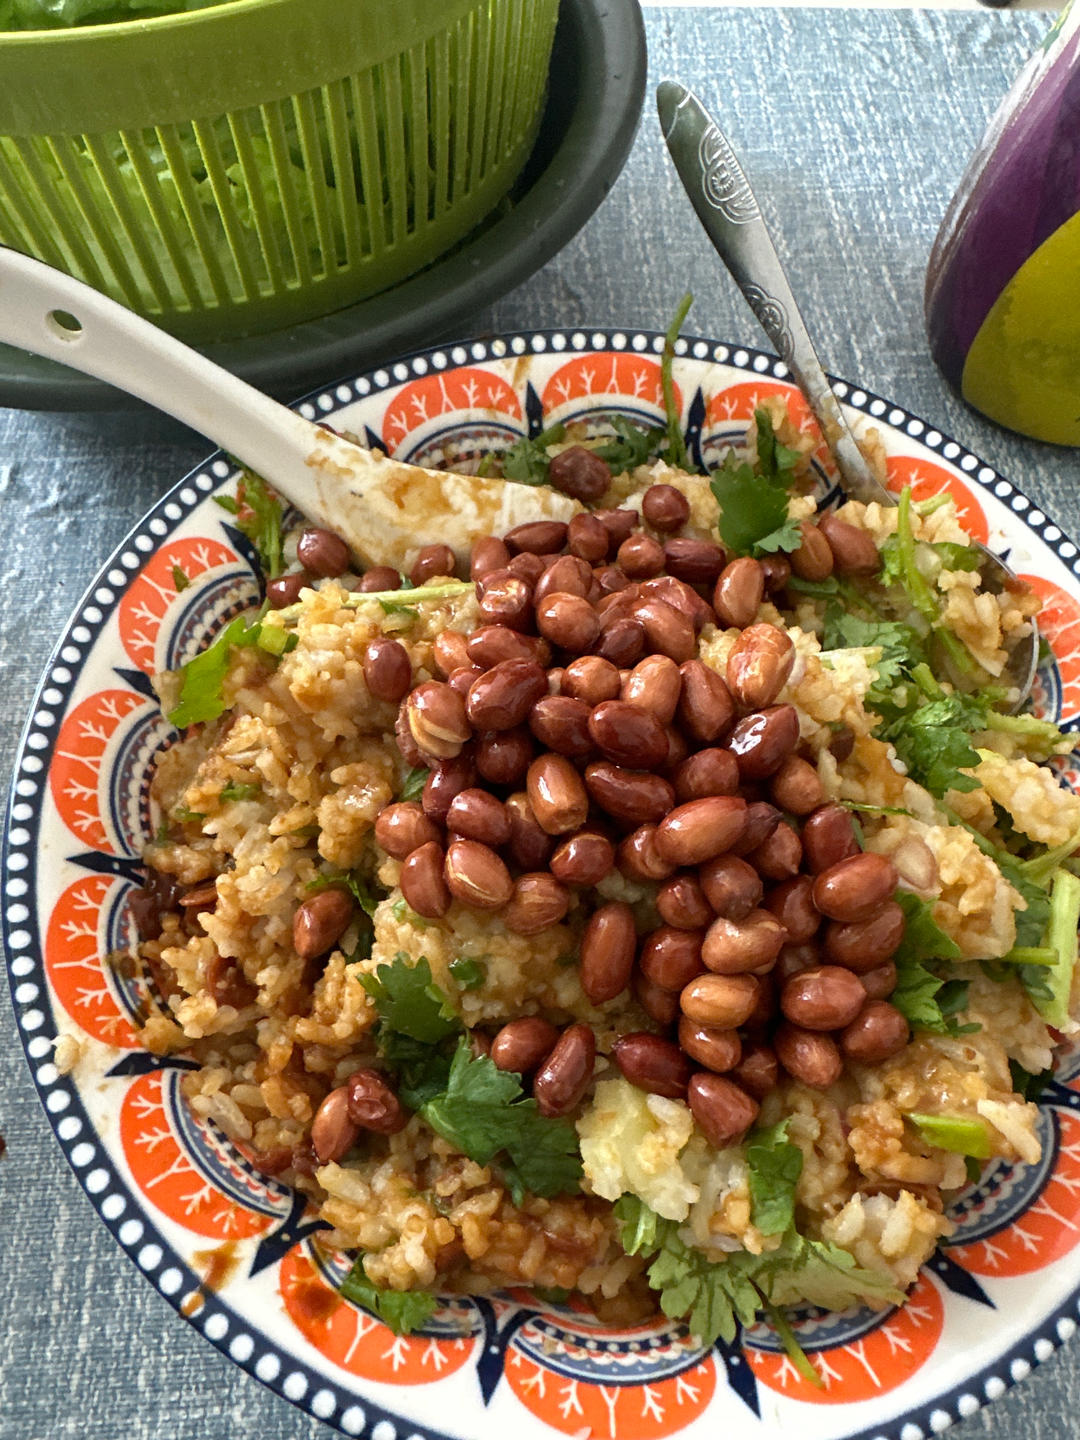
left=470, top=536, right=511, bottom=580
left=655, top=796, right=748, bottom=866
left=657, top=874, right=714, bottom=930
left=346, top=1069, right=408, bottom=1133
left=789, top=520, right=834, bottom=582
left=613, top=1032, right=692, bottom=1098
left=505, top=792, right=554, bottom=870
left=447, top=663, right=487, bottom=698
left=529, top=695, right=595, bottom=759
left=774, top=1022, right=843, bottom=1088
left=411, top=543, right=456, bottom=585
left=673, top=747, right=739, bottom=802
left=597, top=617, right=645, bottom=667
left=622, top=653, right=682, bottom=724
left=726, top=624, right=796, bottom=709
left=534, top=555, right=593, bottom=605
left=466, top=625, right=545, bottom=669
left=677, top=660, right=735, bottom=744
left=534, top=1024, right=596, bottom=1116
left=366, top=638, right=414, bottom=700
left=640, top=574, right=714, bottom=631
left=758, top=555, right=791, bottom=592
left=551, top=829, right=615, bottom=887
left=406, top=680, right=472, bottom=758
left=678, top=1017, right=742, bottom=1073
left=536, top=592, right=601, bottom=654
left=702, top=909, right=786, bottom=975
left=731, top=1041, right=779, bottom=1099
left=642, top=483, right=691, bottom=532
left=769, top=755, right=826, bottom=816
left=477, top=569, right=533, bottom=630
left=293, top=888, right=354, bottom=959
left=763, top=875, right=820, bottom=945
left=635, top=971, right=681, bottom=1026
left=400, top=840, right=451, bottom=918
left=617, top=533, right=666, bottom=578
left=311, top=1086, right=360, bottom=1163
left=860, top=961, right=898, bottom=1001
left=433, top=629, right=472, bottom=677
left=617, top=824, right=677, bottom=883
left=444, top=838, right=514, bottom=909
left=297, top=526, right=350, bottom=578
left=729, top=800, right=783, bottom=857
left=775, top=942, right=819, bottom=985
left=780, top=965, right=866, bottom=1030
left=585, top=762, right=674, bottom=826
left=568, top=512, right=611, bottom=562
left=266, top=570, right=311, bottom=608
left=747, top=822, right=802, bottom=881
left=640, top=926, right=705, bottom=992
left=580, top=902, right=637, bottom=1003
left=594, top=508, right=638, bottom=548
left=635, top=597, right=696, bottom=662
left=802, top=804, right=860, bottom=873
left=680, top=972, right=761, bottom=1028
left=491, top=1016, right=560, bottom=1073
left=663, top=537, right=726, bottom=584
left=699, top=853, right=763, bottom=920
left=840, top=1001, right=909, bottom=1064
left=819, top=513, right=880, bottom=576
left=813, top=853, right=898, bottom=924
left=726, top=705, right=800, bottom=779
left=528, top=754, right=590, bottom=834
left=588, top=699, right=669, bottom=769
left=501, top=873, right=571, bottom=935
left=824, top=901, right=905, bottom=972
left=548, top=447, right=610, bottom=504
left=688, top=1073, right=759, bottom=1148
left=713, top=557, right=764, bottom=629
left=475, top=726, right=534, bottom=786
left=562, top=655, right=621, bottom=705
left=421, top=755, right=476, bottom=824
left=374, top=802, right=440, bottom=860
left=355, top=564, right=402, bottom=592
left=446, top=789, right=511, bottom=847
left=466, top=659, right=548, bottom=730
left=505, top=520, right=569, bottom=554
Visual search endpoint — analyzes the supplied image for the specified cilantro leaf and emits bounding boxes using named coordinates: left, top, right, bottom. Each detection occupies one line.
left=235, top=472, right=284, bottom=579
left=219, top=780, right=260, bottom=802
left=502, top=423, right=566, bottom=486
left=172, top=564, right=191, bottom=592
left=882, top=695, right=987, bottom=797
left=746, top=1119, right=804, bottom=1236
left=359, top=954, right=459, bottom=1044
left=754, top=406, right=801, bottom=484
left=890, top=893, right=976, bottom=1035
left=823, top=608, right=927, bottom=711
left=710, top=453, right=799, bottom=558
left=591, top=416, right=665, bottom=476
left=1009, top=1058, right=1055, bottom=1102
left=448, top=956, right=486, bottom=991
left=339, top=1255, right=436, bottom=1335
left=167, top=613, right=264, bottom=728
left=421, top=1041, right=582, bottom=1200
left=399, top=766, right=429, bottom=802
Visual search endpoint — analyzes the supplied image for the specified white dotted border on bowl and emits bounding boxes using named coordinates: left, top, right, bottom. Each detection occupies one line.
left=7, top=329, right=1080, bottom=1440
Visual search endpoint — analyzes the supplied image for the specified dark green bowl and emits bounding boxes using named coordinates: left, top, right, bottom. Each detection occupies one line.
left=0, top=0, right=646, bottom=411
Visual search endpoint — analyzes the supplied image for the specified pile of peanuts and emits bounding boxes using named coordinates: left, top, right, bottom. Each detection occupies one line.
left=278, top=454, right=910, bottom=1159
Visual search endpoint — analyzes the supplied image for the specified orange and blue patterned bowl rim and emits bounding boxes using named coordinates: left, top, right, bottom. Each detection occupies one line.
left=6, top=329, right=1080, bottom=1440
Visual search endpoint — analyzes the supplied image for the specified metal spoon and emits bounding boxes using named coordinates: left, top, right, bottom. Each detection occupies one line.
left=656, top=79, right=1038, bottom=707
left=0, top=248, right=577, bottom=572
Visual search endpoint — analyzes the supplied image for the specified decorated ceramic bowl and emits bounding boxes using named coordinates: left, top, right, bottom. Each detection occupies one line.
left=6, top=330, right=1080, bottom=1440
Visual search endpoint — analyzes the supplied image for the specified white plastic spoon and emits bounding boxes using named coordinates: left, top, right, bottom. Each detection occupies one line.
left=0, top=248, right=578, bottom=570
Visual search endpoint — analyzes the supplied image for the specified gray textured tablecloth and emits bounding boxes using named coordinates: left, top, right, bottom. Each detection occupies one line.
left=3, top=7, right=1079, bottom=1438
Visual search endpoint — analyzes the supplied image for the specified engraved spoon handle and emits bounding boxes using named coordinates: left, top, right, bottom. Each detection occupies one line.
left=656, top=79, right=885, bottom=504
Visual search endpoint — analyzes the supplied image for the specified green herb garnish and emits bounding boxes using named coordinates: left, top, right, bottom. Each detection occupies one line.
left=710, top=408, right=802, bottom=558
left=660, top=291, right=693, bottom=472
left=234, top=473, right=284, bottom=580
left=399, top=767, right=430, bottom=802
left=219, top=781, right=260, bottom=803
left=448, top=956, right=486, bottom=991
left=171, top=564, right=191, bottom=592
left=167, top=612, right=264, bottom=728
left=502, top=423, right=566, bottom=486
left=340, top=1255, right=437, bottom=1334
left=909, top=1112, right=991, bottom=1159
left=746, top=1119, right=803, bottom=1236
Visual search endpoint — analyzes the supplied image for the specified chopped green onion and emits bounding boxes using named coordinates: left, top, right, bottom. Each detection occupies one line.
left=909, top=1112, right=992, bottom=1158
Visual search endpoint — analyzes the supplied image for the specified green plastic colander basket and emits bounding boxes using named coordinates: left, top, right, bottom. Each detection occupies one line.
left=0, top=0, right=559, bottom=342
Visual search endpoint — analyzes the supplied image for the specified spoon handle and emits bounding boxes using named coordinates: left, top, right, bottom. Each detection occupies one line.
left=656, top=81, right=885, bottom=504
left=0, top=247, right=317, bottom=480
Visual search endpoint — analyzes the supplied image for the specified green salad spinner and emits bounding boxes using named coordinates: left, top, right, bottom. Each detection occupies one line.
left=0, top=0, right=559, bottom=342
